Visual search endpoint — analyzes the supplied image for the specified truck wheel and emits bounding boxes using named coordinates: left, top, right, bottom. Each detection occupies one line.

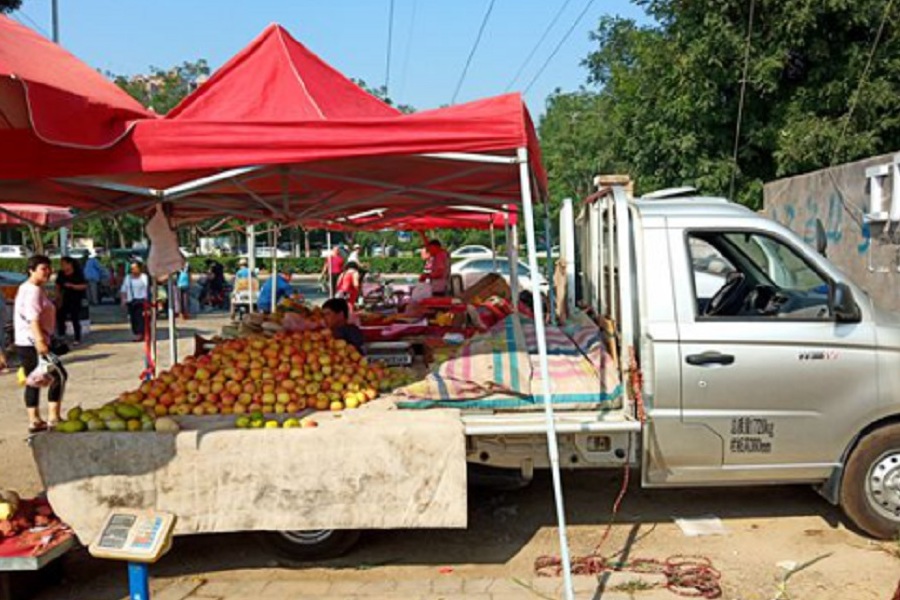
left=840, top=423, right=900, bottom=540
left=261, top=529, right=361, bottom=563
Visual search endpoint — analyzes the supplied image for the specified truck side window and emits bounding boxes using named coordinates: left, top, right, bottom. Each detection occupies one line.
left=687, top=231, right=832, bottom=320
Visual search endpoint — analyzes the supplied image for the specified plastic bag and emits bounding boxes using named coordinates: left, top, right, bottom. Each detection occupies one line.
left=25, top=354, right=66, bottom=389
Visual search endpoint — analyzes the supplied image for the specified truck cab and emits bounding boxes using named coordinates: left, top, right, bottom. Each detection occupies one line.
left=572, top=184, right=900, bottom=539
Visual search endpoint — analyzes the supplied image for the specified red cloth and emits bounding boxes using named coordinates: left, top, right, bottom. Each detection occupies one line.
left=327, top=253, right=344, bottom=273
left=336, top=268, right=360, bottom=305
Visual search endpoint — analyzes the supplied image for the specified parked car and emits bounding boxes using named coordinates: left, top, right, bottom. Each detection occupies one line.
left=370, top=244, right=398, bottom=257
left=253, top=247, right=291, bottom=259
left=450, top=244, right=492, bottom=260
left=0, top=245, right=29, bottom=258
left=451, top=256, right=548, bottom=293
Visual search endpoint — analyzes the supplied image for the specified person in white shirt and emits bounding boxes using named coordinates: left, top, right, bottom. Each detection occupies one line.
left=120, top=261, right=150, bottom=342
left=346, top=244, right=361, bottom=265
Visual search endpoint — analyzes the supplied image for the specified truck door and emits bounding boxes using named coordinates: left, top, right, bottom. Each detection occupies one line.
left=666, top=227, right=877, bottom=484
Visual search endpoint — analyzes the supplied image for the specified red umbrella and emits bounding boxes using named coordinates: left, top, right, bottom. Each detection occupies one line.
left=0, top=203, right=71, bottom=227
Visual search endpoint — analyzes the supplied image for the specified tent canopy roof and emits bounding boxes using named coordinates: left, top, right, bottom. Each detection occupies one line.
left=0, top=203, right=71, bottom=227
left=0, top=15, right=154, bottom=148
left=0, top=22, right=546, bottom=229
left=168, top=24, right=400, bottom=122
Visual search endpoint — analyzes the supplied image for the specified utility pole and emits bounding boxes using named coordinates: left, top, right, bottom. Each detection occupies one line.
left=51, top=0, right=71, bottom=256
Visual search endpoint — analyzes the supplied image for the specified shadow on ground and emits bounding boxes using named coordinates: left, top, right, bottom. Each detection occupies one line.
left=35, top=470, right=849, bottom=600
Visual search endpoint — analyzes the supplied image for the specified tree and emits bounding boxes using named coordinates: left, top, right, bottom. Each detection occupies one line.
left=540, top=1, right=900, bottom=210
left=110, top=59, right=211, bottom=115
left=0, top=1, right=22, bottom=13
left=351, top=78, right=416, bottom=114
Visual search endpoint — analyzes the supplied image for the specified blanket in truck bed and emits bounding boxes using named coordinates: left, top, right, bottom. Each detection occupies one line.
left=396, top=312, right=622, bottom=409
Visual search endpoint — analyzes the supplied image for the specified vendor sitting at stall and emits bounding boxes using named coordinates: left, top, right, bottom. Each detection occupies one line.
left=257, top=268, right=293, bottom=313
left=322, top=298, right=364, bottom=353
left=234, top=257, right=256, bottom=280
left=420, top=238, right=450, bottom=296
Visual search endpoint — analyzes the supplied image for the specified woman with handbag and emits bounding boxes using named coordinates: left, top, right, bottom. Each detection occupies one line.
left=14, top=255, right=66, bottom=433
left=120, top=261, right=150, bottom=342
left=55, top=256, right=87, bottom=346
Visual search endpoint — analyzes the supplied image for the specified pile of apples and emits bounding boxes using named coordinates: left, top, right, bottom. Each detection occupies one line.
left=118, top=330, right=384, bottom=417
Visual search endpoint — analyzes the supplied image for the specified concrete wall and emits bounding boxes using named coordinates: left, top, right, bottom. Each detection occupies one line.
left=763, top=152, right=900, bottom=312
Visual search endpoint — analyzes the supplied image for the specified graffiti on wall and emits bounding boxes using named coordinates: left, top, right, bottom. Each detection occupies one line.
left=771, top=190, right=871, bottom=255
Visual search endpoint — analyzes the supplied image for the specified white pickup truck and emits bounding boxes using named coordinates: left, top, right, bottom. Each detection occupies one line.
left=274, top=183, right=900, bottom=559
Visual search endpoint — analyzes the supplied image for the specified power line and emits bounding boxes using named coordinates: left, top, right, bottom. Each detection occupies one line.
left=729, top=0, right=756, bottom=202
left=397, top=0, right=418, bottom=100
left=385, top=0, right=395, bottom=96
left=13, top=9, right=51, bottom=39
left=505, top=0, right=573, bottom=92
left=523, top=0, right=595, bottom=95
left=451, top=0, right=496, bottom=104
left=831, top=0, right=895, bottom=165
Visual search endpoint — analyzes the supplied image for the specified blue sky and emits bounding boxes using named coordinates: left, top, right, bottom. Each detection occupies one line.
left=11, top=0, right=650, bottom=117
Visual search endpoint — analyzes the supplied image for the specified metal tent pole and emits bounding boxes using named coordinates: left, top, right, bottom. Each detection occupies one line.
left=509, top=223, right=519, bottom=306
left=327, top=231, right=333, bottom=297
left=166, top=277, right=177, bottom=366
left=543, top=201, right=556, bottom=325
left=490, top=221, right=497, bottom=271
left=517, top=147, right=574, bottom=600
left=247, top=224, right=256, bottom=313
left=270, top=225, right=278, bottom=312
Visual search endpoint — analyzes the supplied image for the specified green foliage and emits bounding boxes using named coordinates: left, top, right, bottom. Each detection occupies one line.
left=351, top=78, right=416, bottom=114
left=109, top=59, right=210, bottom=115
left=540, top=0, right=900, bottom=210
left=0, top=0, right=21, bottom=13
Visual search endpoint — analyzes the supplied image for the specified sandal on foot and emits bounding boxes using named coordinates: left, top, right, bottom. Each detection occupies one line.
left=28, top=421, right=48, bottom=434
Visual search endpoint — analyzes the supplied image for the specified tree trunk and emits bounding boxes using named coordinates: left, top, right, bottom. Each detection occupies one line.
left=28, top=225, right=44, bottom=254
left=111, top=216, right=127, bottom=248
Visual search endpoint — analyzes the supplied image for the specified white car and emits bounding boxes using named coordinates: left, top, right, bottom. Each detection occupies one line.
left=253, top=247, right=291, bottom=259
left=450, top=244, right=493, bottom=260
left=451, top=256, right=548, bottom=293
left=0, top=245, right=29, bottom=258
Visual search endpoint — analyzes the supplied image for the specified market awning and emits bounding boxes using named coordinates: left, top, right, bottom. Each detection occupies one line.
left=0, top=23, right=545, bottom=228
left=0, top=202, right=71, bottom=227
left=0, top=15, right=154, bottom=148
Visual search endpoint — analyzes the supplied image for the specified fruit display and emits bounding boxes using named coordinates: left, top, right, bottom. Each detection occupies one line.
left=233, top=412, right=318, bottom=429
left=54, top=403, right=173, bottom=433
left=0, top=493, right=59, bottom=539
left=117, top=329, right=385, bottom=416
left=378, top=367, right=419, bottom=392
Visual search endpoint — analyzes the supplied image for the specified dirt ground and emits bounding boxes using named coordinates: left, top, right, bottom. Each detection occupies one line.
left=2, top=306, right=898, bottom=599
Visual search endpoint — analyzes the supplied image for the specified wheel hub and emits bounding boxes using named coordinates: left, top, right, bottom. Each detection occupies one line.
left=278, top=529, right=334, bottom=545
left=866, top=450, right=900, bottom=522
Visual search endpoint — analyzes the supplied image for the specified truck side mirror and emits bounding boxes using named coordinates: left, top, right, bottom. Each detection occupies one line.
left=815, top=219, right=828, bottom=257
left=832, top=282, right=861, bottom=323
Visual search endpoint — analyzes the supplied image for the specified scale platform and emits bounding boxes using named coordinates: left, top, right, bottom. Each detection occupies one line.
left=364, top=341, right=415, bottom=366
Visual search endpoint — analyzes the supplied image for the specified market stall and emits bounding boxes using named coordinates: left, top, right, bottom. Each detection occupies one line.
left=2, top=19, right=584, bottom=593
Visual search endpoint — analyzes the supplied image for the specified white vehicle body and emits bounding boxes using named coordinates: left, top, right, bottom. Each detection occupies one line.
left=451, top=256, right=548, bottom=293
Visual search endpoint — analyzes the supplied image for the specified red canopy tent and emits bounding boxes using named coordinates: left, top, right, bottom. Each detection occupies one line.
left=0, top=22, right=545, bottom=232
left=0, top=203, right=71, bottom=227
left=0, top=23, right=575, bottom=586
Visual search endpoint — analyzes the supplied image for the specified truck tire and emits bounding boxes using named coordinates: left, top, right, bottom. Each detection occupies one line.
left=261, top=529, right=361, bottom=563
left=840, top=423, right=900, bottom=540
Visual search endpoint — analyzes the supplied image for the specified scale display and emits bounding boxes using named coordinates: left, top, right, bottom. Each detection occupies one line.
left=89, top=509, right=176, bottom=563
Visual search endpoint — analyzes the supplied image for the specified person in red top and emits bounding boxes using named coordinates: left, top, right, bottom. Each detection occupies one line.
left=420, top=239, right=450, bottom=295
left=321, top=248, right=345, bottom=294
left=336, top=261, right=361, bottom=307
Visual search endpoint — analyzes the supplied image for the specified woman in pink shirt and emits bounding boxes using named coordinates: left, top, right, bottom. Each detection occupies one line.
left=14, top=255, right=66, bottom=432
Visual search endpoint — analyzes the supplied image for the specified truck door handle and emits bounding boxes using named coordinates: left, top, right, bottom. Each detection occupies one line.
left=686, top=352, right=735, bottom=366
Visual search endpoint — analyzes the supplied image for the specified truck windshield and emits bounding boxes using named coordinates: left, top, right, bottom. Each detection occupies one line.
left=688, top=231, right=831, bottom=319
